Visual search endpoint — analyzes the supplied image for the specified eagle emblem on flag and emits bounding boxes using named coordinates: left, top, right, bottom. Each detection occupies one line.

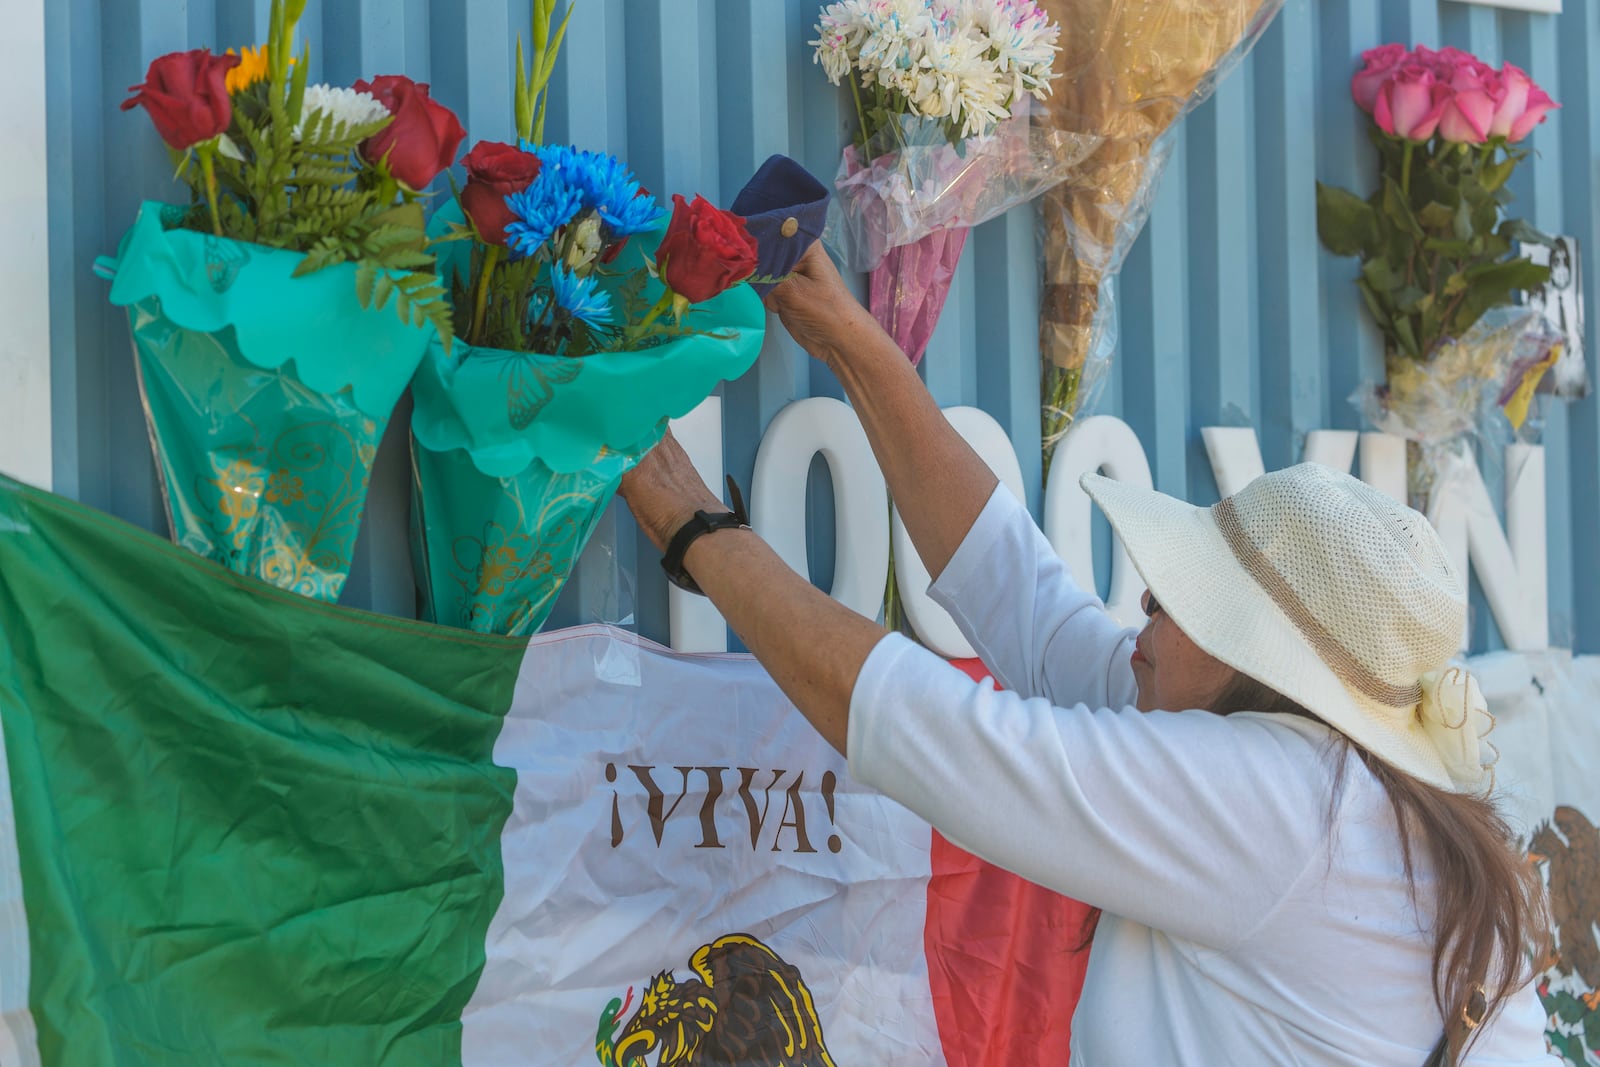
left=1530, top=805, right=1600, bottom=1063
left=597, top=933, right=836, bottom=1067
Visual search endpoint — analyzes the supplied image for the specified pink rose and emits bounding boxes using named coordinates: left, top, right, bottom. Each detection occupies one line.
left=1374, top=66, right=1449, bottom=142
left=1410, top=45, right=1492, bottom=82
left=1511, top=83, right=1559, bottom=142
left=1408, top=45, right=1446, bottom=77
left=1491, top=63, right=1560, bottom=142
left=1438, top=46, right=1495, bottom=80
left=1488, top=64, right=1532, bottom=139
left=1437, top=65, right=1497, bottom=144
left=1351, top=43, right=1407, bottom=114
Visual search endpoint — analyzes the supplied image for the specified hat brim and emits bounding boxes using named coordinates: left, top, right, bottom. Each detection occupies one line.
left=1081, top=473, right=1455, bottom=791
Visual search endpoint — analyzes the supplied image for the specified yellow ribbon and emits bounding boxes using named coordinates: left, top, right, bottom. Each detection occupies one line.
left=1502, top=343, right=1561, bottom=432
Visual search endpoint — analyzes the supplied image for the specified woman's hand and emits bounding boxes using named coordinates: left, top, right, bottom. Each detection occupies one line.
left=617, top=430, right=726, bottom=552
left=620, top=431, right=883, bottom=760
left=764, top=242, right=881, bottom=369
left=763, top=240, right=998, bottom=584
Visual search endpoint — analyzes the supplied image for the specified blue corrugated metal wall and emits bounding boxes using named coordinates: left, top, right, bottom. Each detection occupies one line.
left=43, top=0, right=1600, bottom=653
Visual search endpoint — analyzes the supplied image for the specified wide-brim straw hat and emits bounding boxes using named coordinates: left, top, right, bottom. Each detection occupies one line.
left=1082, top=463, right=1495, bottom=794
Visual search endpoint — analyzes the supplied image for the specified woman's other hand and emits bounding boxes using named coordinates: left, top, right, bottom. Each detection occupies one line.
left=617, top=430, right=726, bottom=552
left=764, top=242, right=881, bottom=369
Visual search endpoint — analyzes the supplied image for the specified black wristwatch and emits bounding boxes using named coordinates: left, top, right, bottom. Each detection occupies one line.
left=660, top=476, right=751, bottom=596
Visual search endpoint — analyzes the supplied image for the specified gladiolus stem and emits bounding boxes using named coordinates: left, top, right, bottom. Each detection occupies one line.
left=471, top=244, right=503, bottom=345
left=198, top=143, right=223, bottom=237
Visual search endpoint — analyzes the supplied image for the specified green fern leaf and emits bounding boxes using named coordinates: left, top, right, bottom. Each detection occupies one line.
left=356, top=261, right=377, bottom=308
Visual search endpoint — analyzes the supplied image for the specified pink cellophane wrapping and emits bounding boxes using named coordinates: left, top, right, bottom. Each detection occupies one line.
left=827, top=96, right=1097, bottom=364
left=826, top=96, right=1098, bottom=274
left=869, top=227, right=969, bottom=366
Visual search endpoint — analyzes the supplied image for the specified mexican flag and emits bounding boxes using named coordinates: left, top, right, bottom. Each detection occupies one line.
left=0, top=476, right=1091, bottom=1067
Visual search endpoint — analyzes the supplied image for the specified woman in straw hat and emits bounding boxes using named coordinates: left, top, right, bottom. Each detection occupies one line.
left=618, top=243, right=1553, bottom=1066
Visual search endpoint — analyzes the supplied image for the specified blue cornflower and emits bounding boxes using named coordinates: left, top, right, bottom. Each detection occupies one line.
left=525, top=143, right=589, bottom=202
left=596, top=181, right=666, bottom=238
left=546, top=263, right=613, bottom=327
left=572, top=151, right=665, bottom=237
left=524, top=141, right=665, bottom=239
left=504, top=170, right=584, bottom=260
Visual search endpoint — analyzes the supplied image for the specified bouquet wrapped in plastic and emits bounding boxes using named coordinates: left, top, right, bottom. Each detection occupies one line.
left=814, top=0, right=1095, bottom=365
left=99, top=0, right=457, bottom=600
left=100, top=204, right=436, bottom=600
left=1359, top=311, right=1556, bottom=443
left=406, top=8, right=801, bottom=636
left=1320, top=43, right=1561, bottom=506
left=410, top=123, right=776, bottom=633
left=1035, top=0, right=1283, bottom=451
left=407, top=228, right=763, bottom=634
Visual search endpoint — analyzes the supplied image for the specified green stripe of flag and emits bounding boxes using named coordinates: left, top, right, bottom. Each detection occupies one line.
left=0, top=477, right=522, bottom=1066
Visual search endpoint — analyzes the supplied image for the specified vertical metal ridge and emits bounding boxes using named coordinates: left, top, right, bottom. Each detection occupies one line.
left=44, top=0, right=1599, bottom=651
left=1254, top=0, right=1325, bottom=470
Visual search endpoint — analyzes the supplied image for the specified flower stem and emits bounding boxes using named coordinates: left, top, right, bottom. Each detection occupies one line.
left=631, top=288, right=677, bottom=342
left=1401, top=140, right=1414, bottom=199
left=1040, top=364, right=1081, bottom=482
left=471, top=244, right=503, bottom=345
left=849, top=75, right=870, bottom=154
left=198, top=142, right=224, bottom=237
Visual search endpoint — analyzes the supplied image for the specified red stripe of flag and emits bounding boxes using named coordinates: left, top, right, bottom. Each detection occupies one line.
left=923, top=658, right=1094, bottom=1066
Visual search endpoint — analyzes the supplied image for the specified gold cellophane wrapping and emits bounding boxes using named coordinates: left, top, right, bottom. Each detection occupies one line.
left=1036, top=0, right=1281, bottom=374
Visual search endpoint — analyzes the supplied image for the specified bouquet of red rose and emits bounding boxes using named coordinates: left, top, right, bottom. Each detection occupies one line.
left=408, top=10, right=767, bottom=634
left=97, top=0, right=463, bottom=601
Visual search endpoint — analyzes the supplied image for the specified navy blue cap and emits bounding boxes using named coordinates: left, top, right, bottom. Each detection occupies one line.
left=730, top=155, right=830, bottom=297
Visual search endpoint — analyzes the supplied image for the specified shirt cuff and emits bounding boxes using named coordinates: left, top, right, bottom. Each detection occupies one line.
left=846, top=631, right=957, bottom=791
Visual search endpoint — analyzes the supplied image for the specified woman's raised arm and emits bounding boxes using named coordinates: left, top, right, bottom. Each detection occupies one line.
left=764, top=242, right=997, bottom=580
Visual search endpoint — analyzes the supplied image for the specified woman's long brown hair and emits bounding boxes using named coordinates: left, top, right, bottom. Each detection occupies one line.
left=1077, top=673, right=1550, bottom=1066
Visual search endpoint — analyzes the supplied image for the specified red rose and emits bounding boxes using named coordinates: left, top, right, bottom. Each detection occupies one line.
left=121, top=49, right=241, bottom=151
left=353, top=74, right=466, bottom=190
left=459, top=141, right=542, bottom=246
left=658, top=194, right=759, bottom=304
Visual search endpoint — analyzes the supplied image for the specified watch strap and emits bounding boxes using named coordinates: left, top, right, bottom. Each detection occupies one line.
left=660, top=475, right=751, bottom=596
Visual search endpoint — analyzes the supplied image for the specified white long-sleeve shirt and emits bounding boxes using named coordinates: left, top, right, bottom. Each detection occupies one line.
left=847, top=485, right=1554, bottom=1065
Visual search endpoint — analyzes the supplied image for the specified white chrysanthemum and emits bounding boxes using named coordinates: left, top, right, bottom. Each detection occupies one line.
left=293, top=85, right=391, bottom=142
left=901, top=27, right=1000, bottom=134
left=811, top=0, right=879, bottom=83
left=813, top=0, right=1061, bottom=140
left=973, top=0, right=1059, bottom=101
